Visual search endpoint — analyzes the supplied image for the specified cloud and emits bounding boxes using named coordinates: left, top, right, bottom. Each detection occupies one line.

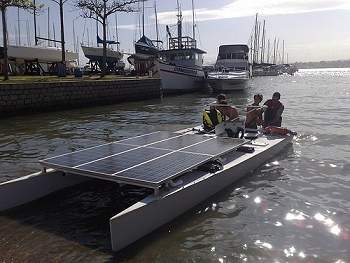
left=156, top=0, right=350, bottom=24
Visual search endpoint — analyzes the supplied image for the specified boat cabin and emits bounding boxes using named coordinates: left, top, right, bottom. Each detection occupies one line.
left=215, top=45, right=249, bottom=71
left=159, top=37, right=206, bottom=69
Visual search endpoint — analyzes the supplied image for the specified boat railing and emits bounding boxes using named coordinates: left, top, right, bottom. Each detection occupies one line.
left=169, top=37, right=197, bottom=50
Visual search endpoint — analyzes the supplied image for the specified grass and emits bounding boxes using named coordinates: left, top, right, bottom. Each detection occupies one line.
left=0, top=75, right=151, bottom=84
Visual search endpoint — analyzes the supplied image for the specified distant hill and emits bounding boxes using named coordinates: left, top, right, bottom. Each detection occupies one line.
left=295, top=60, right=350, bottom=69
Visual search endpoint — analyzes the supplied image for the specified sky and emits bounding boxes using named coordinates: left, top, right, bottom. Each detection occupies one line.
left=2, top=0, right=350, bottom=65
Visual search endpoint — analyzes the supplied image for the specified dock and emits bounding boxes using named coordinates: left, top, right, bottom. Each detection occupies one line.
left=0, top=76, right=161, bottom=117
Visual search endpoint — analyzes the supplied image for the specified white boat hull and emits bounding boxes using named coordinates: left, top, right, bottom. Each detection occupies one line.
left=207, top=71, right=250, bottom=91
left=158, top=62, right=205, bottom=94
left=5, top=45, right=78, bottom=63
left=110, top=134, right=292, bottom=251
left=81, top=45, right=123, bottom=63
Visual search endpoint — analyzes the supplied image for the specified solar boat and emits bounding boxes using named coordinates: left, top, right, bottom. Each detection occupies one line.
left=0, top=125, right=294, bottom=252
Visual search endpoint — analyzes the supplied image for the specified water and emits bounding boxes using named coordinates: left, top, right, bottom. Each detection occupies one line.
left=1, top=68, right=350, bottom=262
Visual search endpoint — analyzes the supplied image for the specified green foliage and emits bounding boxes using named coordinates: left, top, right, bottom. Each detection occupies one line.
left=0, top=0, right=38, bottom=9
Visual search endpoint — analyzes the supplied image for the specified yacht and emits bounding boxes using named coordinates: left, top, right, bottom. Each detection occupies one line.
left=207, top=45, right=251, bottom=91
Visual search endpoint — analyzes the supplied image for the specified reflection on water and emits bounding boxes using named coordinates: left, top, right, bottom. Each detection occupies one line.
left=1, top=68, right=350, bottom=262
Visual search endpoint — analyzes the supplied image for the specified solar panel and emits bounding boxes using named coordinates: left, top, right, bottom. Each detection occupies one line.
left=40, top=131, right=247, bottom=190
left=44, top=143, right=136, bottom=167
left=114, top=151, right=210, bottom=185
left=77, top=147, right=171, bottom=175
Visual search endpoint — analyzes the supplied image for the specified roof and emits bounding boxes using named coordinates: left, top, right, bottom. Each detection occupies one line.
left=219, top=45, right=249, bottom=53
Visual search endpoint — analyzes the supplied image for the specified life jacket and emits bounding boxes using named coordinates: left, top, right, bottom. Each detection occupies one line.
left=264, top=99, right=283, bottom=126
left=203, top=108, right=225, bottom=131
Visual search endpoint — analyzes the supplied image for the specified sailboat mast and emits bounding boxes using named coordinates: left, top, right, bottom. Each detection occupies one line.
left=115, top=13, right=119, bottom=43
left=267, top=39, right=270, bottom=64
left=154, top=1, right=159, bottom=47
left=47, top=7, right=50, bottom=46
left=73, top=19, right=76, bottom=52
left=53, top=22, right=56, bottom=47
left=260, top=20, right=265, bottom=64
left=33, top=0, right=38, bottom=45
left=26, top=20, right=30, bottom=46
left=96, top=18, right=99, bottom=47
left=17, top=8, right=21, bottom=46
left=253, top=13, right=258, bottom=64
left=282, top=40, right=285, bottom=64
left=191, top=0, right=195, bottom=40
left=176, top=0, right=182, bottom=48
left=142, top=0, right=145, bottom=36
left=273, top=37, right=276, bottom=64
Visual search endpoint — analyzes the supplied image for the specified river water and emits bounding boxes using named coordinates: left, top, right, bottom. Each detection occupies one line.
left=0, top=68, right=349, bottom=262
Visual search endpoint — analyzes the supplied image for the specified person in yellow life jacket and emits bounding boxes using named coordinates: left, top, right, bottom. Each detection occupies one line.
left=214, top=94, right=239, bottom=120
left=245, top=94, right=264, bottom=129
left=202, top=94, right=239, bottom=131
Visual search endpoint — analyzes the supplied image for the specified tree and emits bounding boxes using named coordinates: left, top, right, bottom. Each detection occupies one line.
left=75, top=0, right=142, bottom=76
left=49, top=0, right=69, bottom=77
left=0, top=0, right=38, bottom=80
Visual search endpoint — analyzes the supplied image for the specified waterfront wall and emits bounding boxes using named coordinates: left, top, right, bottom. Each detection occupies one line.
left=0, top=78, right=161, bottom=117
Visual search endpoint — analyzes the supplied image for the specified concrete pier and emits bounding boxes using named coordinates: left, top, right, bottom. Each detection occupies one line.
left=0, top=78, right=161, bottom=117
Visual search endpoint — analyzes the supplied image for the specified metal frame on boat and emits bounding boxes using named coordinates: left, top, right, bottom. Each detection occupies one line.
left=0, top=126, right=293, bottom=252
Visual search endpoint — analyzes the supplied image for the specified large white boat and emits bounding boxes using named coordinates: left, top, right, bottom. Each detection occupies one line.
left=1, top=45, right=78, bottom=63
left=157, top=36, right=206, bottom=93
left=0, top=119, right=295, bottom=252
left=207, top=45, right=251, bottom=91
left=130, top=3, right=206, bottom=94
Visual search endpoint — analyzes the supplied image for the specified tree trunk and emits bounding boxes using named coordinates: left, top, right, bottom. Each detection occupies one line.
left=101, top=1, right=107, bottom=77
left=59, top=0, right=66, bottom=77
left=102, top=17, right=107, bottom=77
left=1, top=8, right=9, bottom=81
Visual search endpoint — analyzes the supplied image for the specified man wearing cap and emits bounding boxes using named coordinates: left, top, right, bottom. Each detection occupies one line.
left=263, top=92, right=284, bottom=127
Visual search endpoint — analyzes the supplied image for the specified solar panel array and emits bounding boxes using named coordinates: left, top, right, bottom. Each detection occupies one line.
left=40, top=131, right=246, bottom=189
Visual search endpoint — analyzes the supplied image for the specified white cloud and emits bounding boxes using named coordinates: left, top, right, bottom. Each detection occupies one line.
left=157, top=0, right=350, bottom=24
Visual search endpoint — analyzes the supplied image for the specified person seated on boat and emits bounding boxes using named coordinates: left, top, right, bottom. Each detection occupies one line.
left=263, top=92, right=284, bottom=127
left=214, top=94, right=239, bottom=121
left=245, top=94, right=264, bottom=129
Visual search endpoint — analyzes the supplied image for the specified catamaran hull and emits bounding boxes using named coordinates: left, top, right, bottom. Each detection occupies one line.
left=159, top=62, right=205, bottom=94
left=110, top=135, right=292, bottom=251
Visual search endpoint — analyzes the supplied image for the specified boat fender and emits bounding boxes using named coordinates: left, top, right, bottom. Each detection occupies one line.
left=237, top=146, right=255, bottom=153
left=198, top=159, right=224, bottom=173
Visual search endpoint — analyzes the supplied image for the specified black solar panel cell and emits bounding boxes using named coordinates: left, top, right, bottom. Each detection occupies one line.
left=150, top=134, right=209, bottom=150
left=115, top=151, right=210, bottom=184
left=77, top=147, right=171, bottom=175
left=44, top=143, right=135, bottom=167
left=122, top=131, right=177, bottom=146
left=185, top=137, right=245, bottom=155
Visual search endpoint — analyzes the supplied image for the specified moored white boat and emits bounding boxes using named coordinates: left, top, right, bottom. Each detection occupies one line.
left=207, top=45, right=251, bottom=91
